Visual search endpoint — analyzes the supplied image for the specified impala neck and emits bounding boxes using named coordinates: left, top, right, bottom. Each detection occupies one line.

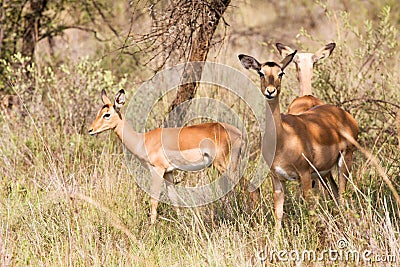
left=114, top=117, right=145, bottom=158
left=298, top=71, right=313, bottom=96
left=263, top=96, right=284, bottom=164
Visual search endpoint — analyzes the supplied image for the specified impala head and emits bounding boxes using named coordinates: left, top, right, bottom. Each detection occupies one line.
left=276, top=42, right=335, bottom=95
left=238, top=51, right=296, bottom=100
left=88, top=89, right=125, bottom=135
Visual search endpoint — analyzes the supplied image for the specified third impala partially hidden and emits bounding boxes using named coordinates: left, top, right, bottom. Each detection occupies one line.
left=276, top=42, right=336, bottom=115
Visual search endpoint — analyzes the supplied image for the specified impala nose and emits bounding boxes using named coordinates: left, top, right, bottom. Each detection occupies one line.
left=88, top=128, right=94, bottom=135
left=264, top=87, right=277, bottom=99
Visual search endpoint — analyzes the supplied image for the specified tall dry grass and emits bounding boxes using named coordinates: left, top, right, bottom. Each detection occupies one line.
left=1, top=2, right=399, bottom=267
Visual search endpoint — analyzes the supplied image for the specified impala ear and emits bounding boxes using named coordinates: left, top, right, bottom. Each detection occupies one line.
left=313, top=43, right=336, bottom=63
left=280, top=50, right=297, bottom=71
left=276, top=43, right=295, bottom=58
left=238, top=54, right=262, bottom=72
left=114, top=89, right=126, bottom=110
left=101, top=89, right=112, bottom=105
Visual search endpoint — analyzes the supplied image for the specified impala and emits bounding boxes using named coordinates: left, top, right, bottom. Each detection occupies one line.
left=88, top=89, right=253, bottom=224
left=238, top=51, right=358, bottom=231
left=276, top=42, right=336, bottom=115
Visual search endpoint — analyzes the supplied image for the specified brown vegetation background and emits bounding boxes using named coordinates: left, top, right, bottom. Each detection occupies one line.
left=0, top=0, right=399, bottom=265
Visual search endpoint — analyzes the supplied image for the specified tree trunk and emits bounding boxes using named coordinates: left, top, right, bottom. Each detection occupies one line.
left=167, top=0, right=230, bottom=126
left=396, top=110, right=400, bottom=150
left=0, top=0, right=7, bottom=56
left=22, top=0, right=48, bottom=59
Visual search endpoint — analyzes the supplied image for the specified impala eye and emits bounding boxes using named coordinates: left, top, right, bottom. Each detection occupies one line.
left=103, top=113, right=111, bottom=119
left=278, top=72, right=285, bottom=78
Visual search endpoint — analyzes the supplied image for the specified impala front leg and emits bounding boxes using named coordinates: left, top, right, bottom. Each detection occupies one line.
left=272, top=174, right=285, bottom=232
left=149, top=167, right=165, bottom=224
left=300, top=170, right=313, bottom=200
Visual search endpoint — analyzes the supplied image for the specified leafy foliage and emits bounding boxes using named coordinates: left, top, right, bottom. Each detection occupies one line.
left=0, top=0, right=120, bottom=89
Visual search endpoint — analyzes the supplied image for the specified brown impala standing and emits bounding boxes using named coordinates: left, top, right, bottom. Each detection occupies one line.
left=88, top=89, right=256, bottom=224
left=238, top=51, right=358, bottom=231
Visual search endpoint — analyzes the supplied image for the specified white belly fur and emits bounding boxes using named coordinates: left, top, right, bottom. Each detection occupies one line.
left=275, top=166, right=297, bottom=181
left=166, top=149, right=213, bottom=172
left=275, top=166, right=331, bottom=181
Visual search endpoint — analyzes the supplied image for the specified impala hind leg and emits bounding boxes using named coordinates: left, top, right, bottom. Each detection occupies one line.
left=149, top=167, right=165, bottom=224
left=214, top=146, right=240, bottom=198
left=320, top=172, right=339, bottom=200
left=230, top=139, right=261, bottom=210
left=214, top=164, right=234, bottom=209
left=338, top=150, right=354, bottom=203
left=164, top=172, right=181, bottom=217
